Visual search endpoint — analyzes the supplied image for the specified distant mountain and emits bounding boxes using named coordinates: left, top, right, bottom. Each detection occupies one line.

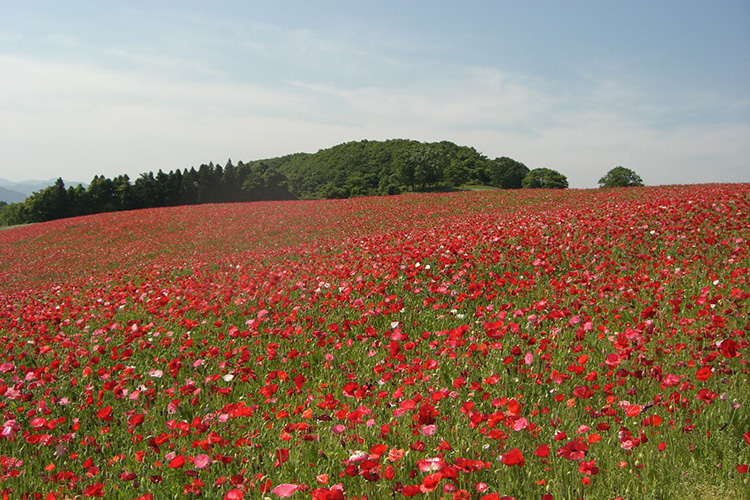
left=0, top=186, right=27, bottom=204
left=0, top=178, right=88, bottom=201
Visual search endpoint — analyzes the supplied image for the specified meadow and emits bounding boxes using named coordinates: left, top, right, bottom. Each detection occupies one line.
left=0, top=185, right=748, bottom=500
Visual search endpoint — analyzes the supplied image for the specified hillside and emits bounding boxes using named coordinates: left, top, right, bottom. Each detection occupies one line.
left=250, top=138, right=497, bottom=198
left=0, top=177, right=88, bottom=199
left=0, top=139, right=542, bottom=226
left=0, top=185, right=26, bottom=204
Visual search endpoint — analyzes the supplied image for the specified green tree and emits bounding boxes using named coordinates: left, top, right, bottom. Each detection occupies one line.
left=196, top=163, right=219, bottom=204
left=598, top=166, right=644, bottom=188
left=163, top=170, right=183, bottom=206
left=0, top=201, right=28, bottom=226
left=241, top=162, right=292, bottom=201
left=522, top=168, right=569, bottom=189
left=49, top=178, right=69, bottom=218
left=134, top=172, right=160, bottom=208
left=112, top=174, right=136, bottom=210
left=397, top=154, right=416, bottom=190
left=18, top=179, right=67, bottom=222
left=180, top=167, right=200, bottom=204
left=489, top=157, right=530, bottom=189
left=87, top=175, right=118, bottom=213
left=441, top=145, right=488, bottom=187
left=398, top=145, right=444, bottom=190
left=221, top=159, right=242, bottom=202
left=443, top=159, right=469, bottom=187
left=66, top=184, right=87, bottom=216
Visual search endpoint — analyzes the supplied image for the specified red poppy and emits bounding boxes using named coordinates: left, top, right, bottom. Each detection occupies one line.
left=311, top=486, right=344, bottom=500
left=578, top=460, right=599, bottom=475
left=224, top=489, right=244, bottom=500
left=128, top=413, right=145, bottom=428
left=695, top=366, right=712, bottom=381
left=83, top=483, right=105, bottom=497
left=420, top=472, right=442, bottom=492
left=388, top=448, right=405, bottom=462
left=401, top=485, right=422, bottom=497
left=168, top=455, right=185, bottom=468
left=369, top=443, right=388, bottom=459
left=96, top=406, right=113, bottom=422
left=501, top=448, right=524, bottom=467
left=534, top=444, right=550, bottom=457
left=719, top=338, right=739, bottom=358
left=624, top=405, right=641, bottom=417
left=274, top=448, right=289, bottom=467
left=696, top=389, right=718, bottom=403
left=557, top=440, right=588, bottom=461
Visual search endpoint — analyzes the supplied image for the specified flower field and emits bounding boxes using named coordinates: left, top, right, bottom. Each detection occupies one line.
left=0, top=184, right=748, bottom=500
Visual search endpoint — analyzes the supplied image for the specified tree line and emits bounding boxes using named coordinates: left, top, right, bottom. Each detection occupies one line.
left=0, top=139, right=574, bottom=226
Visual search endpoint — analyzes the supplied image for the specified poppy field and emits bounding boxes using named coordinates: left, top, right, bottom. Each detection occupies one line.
left=0, top=184, right=748, bottom=500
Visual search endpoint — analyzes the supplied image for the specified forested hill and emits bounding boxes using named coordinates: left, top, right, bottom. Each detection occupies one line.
left=247, top=138, right=521, bottom=198
left=0, top=139, right=563, bottom=226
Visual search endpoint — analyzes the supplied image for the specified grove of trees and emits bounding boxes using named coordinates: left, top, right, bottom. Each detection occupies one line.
left=0, top=139, right=576, bottom=226
left=598, top=166, right=644, bottom=188
left=521, top=168, right=569, bottom=189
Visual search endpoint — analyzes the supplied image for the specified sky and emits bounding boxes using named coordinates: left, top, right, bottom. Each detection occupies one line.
left=1, top=1, right=749, bottom=188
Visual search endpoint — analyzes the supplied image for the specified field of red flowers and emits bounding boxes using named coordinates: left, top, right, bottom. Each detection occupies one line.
left=0, top=185, right=748, bottom=500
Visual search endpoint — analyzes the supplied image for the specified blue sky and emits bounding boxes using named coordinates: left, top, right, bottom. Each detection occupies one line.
left=1, top=1, right=749, bottom=188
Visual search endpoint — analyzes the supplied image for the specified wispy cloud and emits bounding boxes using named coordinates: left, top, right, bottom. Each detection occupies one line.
left=1, top=10, right=748, bottom=187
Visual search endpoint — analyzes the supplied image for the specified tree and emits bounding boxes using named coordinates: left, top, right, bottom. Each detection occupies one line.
left=522, top=168, right=568, bottom=189
left=87, top=175, right=117, bottom=213
left=196, top=163, right=219, bottom=203
left=441, top=145, right=489, bottom=187
left=49, top=178, right=69, bottom=218
left=134, top=172, right=160, bottom=208
left=398, top=145, right=444, bottom=190
left=598, top=166, right=644, bottom=188
left=489, top=157, right=529, bottom=189
left=241, top=162, right=292, bottom=201
left=66, top=184, right=87, bottom=216
left=181, top=167, right=200, bottom=204
left=443, top=159, right=469, bottom=187
left=112, top=174, right=136, bottom=210
left=18, top=179, right=69, bottom=222
left=221, top=159, right=242, bottom=202
left=0, top=201, right=27, bottom=226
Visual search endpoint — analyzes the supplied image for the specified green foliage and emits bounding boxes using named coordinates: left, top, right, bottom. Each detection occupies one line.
left=489, top=157, right=530, bottom=189
left=0, top=139, right=576, bottom=226
left=599, top=166, right=644, bottom=188
left=0, top=200, right=27, bottom=226
left=522, top=167, right=569, bottom=189
left=397, top=144, right=444, bottom=189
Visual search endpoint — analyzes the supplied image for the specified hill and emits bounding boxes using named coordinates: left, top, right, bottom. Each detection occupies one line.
left=1, top=139, right=544, bottom=226
left=0, top=185, right=26, bottom=204
left=251, top=138, right=495, bottom=198
left=0, top=177, right=88, bottom=197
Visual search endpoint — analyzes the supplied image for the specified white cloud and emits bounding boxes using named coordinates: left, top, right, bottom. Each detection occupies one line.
left=1, top=36, right=748, bottom=188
